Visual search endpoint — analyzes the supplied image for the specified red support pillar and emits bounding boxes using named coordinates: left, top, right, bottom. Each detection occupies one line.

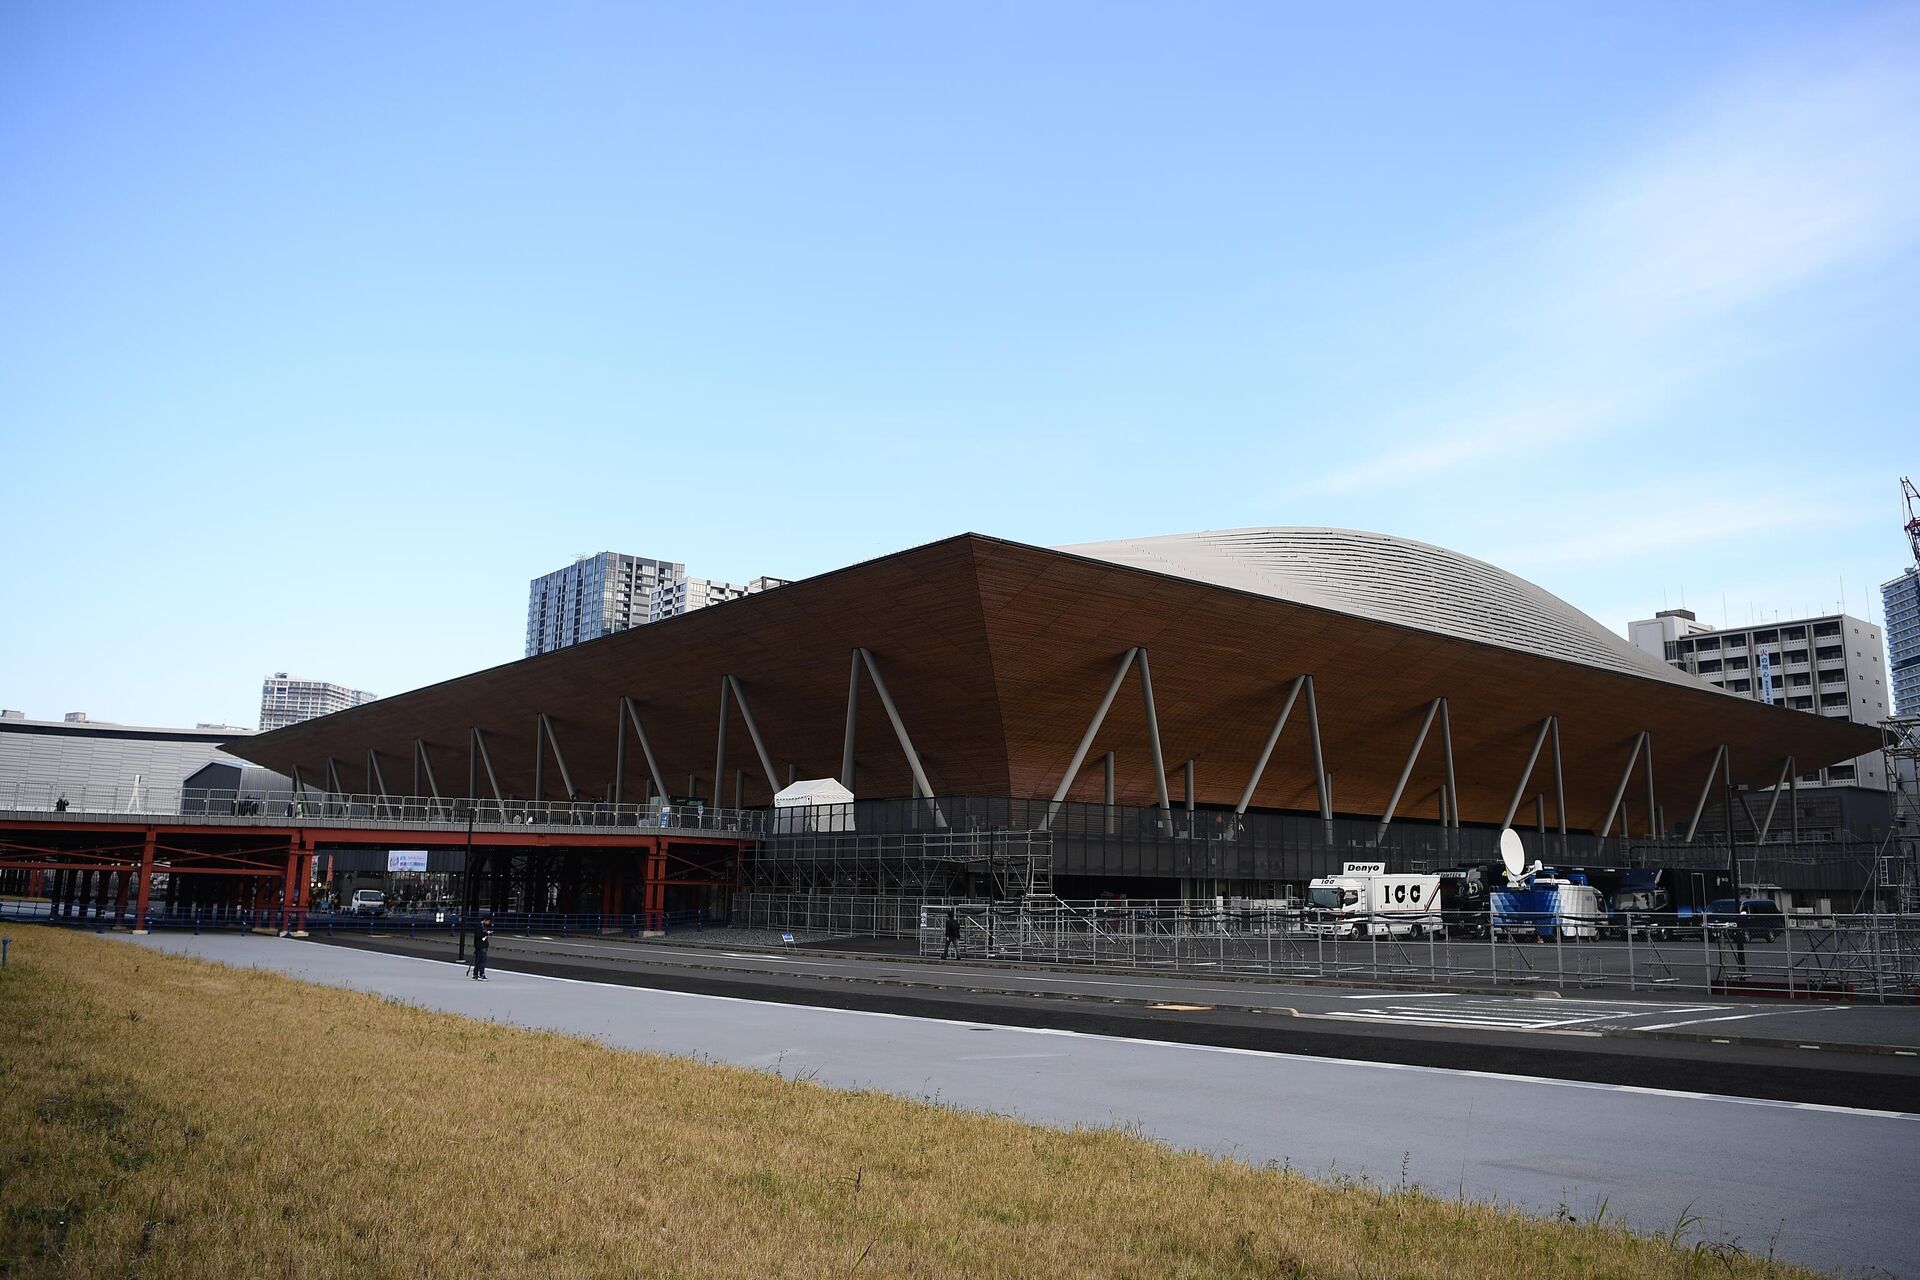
left=281, top=840, right=298, bottom=933
left=297, top=846, right=315, bottom=932
left=133, top=829, right=156, bottom=933
left=642, top=838, right=666, bottom=932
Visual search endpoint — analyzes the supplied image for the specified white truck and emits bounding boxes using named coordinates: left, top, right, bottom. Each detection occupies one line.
left=1303, top=862, right=1442, bottom=938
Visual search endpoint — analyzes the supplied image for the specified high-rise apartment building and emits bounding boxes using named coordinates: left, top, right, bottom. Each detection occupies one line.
left=1884, top=566, right=1920, bottom=716
left=1627, top=609, right=1888, bottom=789
left=648, top=574, right=790, bottom=623
left=525, top=554, right=685, bottom=657
left=258, top=674, right=378, bottom=732
left=525, top=552, right=788, bottom=655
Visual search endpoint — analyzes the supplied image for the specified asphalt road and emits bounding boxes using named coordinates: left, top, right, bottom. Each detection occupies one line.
left=112, top=930, right=1918, bottom=1278
left=296, top=927, right=1920, bottom=1109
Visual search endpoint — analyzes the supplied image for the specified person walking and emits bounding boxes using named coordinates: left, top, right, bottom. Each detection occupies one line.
left=942, top=910, right=962, bottom=959
left=471, top=912, right=494, bottom=980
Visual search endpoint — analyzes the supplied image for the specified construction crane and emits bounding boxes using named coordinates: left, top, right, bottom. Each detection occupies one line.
left=1905, top=476, right=1920, bottom=566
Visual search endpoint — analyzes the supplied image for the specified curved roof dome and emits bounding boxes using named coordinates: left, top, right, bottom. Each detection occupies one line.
left=1057, top=527, right=1703, bottom=687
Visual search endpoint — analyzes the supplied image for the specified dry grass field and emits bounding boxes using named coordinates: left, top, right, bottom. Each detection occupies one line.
left=0, top=928, right=1819, bottom=1280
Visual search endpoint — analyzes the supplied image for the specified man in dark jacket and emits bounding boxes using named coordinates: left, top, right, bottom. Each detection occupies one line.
left=471, top=913, right=494, bottom=980
left=942, top=910, right=962, bottom=959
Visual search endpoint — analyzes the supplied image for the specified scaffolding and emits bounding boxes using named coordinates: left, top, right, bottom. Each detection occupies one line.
left=1881, top=716, right=1920, bottom=913
left=738, top=826, right=1052, bottom=934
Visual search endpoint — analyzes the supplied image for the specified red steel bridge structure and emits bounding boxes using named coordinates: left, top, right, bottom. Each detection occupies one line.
left=0, top=796, right=757, bottom=933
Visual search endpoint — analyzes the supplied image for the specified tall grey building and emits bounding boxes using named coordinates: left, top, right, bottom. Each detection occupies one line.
left=648, top=574, right=790, bottom=623
left=259, top=674, right=378, bottom=732
left=1885, top=566, right=1920, bottom=716
left=525, top=553, right=686, bottom=656
left=525, top=553, right=789, bottom=655
left=1627, top=608, right=1888, bottom=790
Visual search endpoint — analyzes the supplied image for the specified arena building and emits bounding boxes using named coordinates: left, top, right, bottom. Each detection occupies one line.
left=213, top=530, right=1878, bottom=912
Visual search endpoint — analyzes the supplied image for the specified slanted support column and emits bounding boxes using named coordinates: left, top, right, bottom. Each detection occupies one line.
left=1683, top=743, right=1729, bottom=844
left=1183, top=760, right=1195, bottom=815
left=1438, top=698, right=1457, bottom=830
left=616, top=698, right=670, bottom=805
left=415, top=741, right=444, bottom=818
left=841, top=650, right=862, bottom=790
left=1789, top=770, right=1800, bottom=851
left=1304, top=676, right=1332, bottom=828
left=1375, top=697, right=1442, bottom=841
left=1045, top=648, right=1140, bottom=829
left=1236, top=675, right=1305, bottom=815
left=1756, top=756, right=1793, bottom=845
left=538, top=713, right=577, bottom=801
left=856, top=648, right=944, bottom=827
left=471, top=728, right=504, bottom=806
left=1500, top=718, right=1554, bottom=831
left=1644, top=734, right=1658, bottom=837
left=1550, top=716, right=1567, bottom=857
left=1599, top=732, right=1648, bottom=839
left=367, top=750, right=391, bottom=817
left=325, top=757, right=345, bottom=798
left=724, top=675, right=780, bottom=800
left=713, top=680, right=730, bottom=810
left=1135, top=649, right=1172, bottom=818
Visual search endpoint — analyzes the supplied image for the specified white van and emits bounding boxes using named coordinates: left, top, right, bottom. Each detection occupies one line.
left=348, top=889, right=387, bottom=917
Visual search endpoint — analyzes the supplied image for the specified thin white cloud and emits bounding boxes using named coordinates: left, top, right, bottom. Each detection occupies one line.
left=1312, top=394, right=1618, bottom=495
left=1301, top=13, right=1920, bottom=496
left=1492, top=493, right=1869, bottom=572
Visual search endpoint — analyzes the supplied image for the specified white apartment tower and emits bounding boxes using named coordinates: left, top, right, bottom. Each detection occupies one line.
left=648, top=574, right=790, bottom=623
left=525, top=553, right=685, bottom=657
left=1627, top=609, right=1889, bottom=789
left=1885, top=566, right=1920, bottom=716
left=258, top=674, right=377, bottom=732
left=525, top=554, right=790, bottom=656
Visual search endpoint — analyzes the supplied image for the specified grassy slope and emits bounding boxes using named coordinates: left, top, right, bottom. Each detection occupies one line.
left=0, top=928, right=1814, bottom=1280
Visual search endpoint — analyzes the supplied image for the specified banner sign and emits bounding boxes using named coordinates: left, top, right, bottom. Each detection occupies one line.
left=1758, top=650, right=1775, bottom=705
left=387, top=850, right=428, bottom=873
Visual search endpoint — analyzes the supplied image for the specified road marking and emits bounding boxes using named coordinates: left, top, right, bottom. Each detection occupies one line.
left=1638, top=1008, right=1850, bottom=1031
left=1339, top=991, right=1455, bottom=1000
left=1326, top=997, right=1744, bottom=1033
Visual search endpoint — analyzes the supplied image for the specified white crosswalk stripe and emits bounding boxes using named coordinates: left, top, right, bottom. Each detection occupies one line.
left=1324, top=997, right=1735, bottom=1032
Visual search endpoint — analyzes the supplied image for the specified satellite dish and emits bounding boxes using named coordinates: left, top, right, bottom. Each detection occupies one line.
left=1498, top=828, right=1525, bottom=880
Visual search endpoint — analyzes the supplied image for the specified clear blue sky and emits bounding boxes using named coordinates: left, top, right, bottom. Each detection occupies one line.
left=3, top=2, right=1915, bottom=728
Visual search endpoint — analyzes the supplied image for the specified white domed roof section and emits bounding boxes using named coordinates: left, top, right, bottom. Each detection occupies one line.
left=1057, top=528, right=1701, bottom=687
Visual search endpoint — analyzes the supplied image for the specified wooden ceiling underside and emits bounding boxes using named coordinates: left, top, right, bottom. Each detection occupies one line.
left=230, top=535, right=1881, bottom=831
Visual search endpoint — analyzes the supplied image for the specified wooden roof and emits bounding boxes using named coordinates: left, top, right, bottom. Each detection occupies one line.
left=229, top=534, right=1880, bottom=831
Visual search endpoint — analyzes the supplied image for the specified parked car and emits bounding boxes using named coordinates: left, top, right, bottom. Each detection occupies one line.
left=1704, top=898, right=1785, bottom=942
left=347, top=889, right=387, bottom=917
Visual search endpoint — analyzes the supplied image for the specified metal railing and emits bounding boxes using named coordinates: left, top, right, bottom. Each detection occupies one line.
left=732, top=892, right=929, bottom=938
left=0, top=896, right=726, bottom=938
left=0, top=783, right=768, bottom=836
left=912, top=900, right=1920, bottom=1002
